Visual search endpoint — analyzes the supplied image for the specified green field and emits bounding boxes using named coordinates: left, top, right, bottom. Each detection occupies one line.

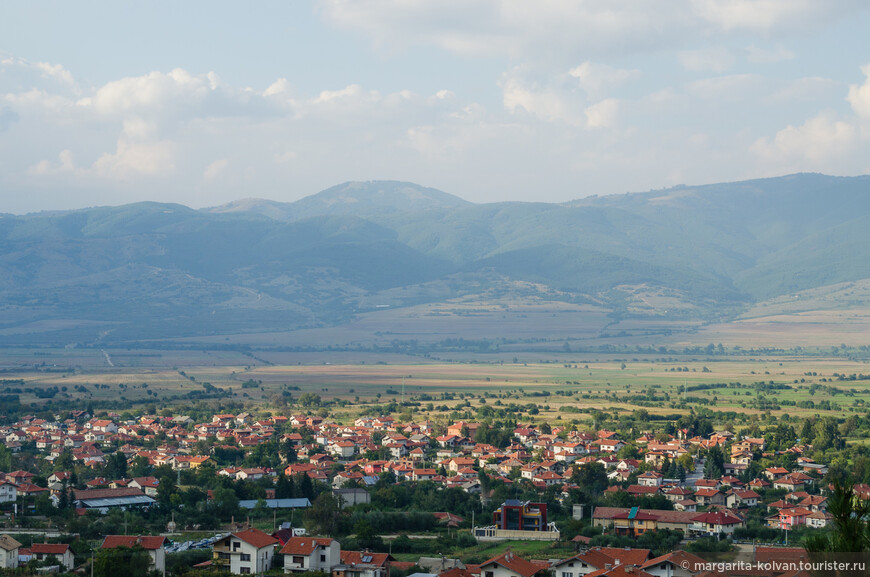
left=3, top=348, right=870, bottom=425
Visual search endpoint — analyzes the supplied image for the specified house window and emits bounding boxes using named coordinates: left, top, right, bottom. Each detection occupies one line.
left=562, top=572, right=573, bottom=577
left=293, top=556, right=304, bottom=565
left=240, top=554, right=251, bottom=561
left=240, top=568, right=250, bottom=574
left=233, top=541, right=241, bottom=551
left=321, top=555, right=327, bottom=562
left=486, top=571, right=494, bottom=577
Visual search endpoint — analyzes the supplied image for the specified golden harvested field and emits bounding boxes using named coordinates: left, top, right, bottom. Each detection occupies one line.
left=688, top=309, right=870, bottom=348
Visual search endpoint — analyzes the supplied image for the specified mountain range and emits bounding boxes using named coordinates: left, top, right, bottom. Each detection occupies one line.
left=1, top=174, right=869, bottom=348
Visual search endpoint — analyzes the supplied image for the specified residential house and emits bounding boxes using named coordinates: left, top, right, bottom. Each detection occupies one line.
left=101, top=536, right=167, bottom=574
left=492, top=500, right=548, bottom=531
left=213, top=528, right=279, bottom=575
left=335, top=550, right=394, bottom=577
left=764, top=467, right=789, bottom=481
left=0, top=535, right=21, bottom=569
left=597, top=440, right=624, bottom=453
left=799, top=495, right=828, bottom=512
left=412, top=469, right=438, bottom=482
left=637, top=472, right=663, bottom=487
left=663, top=487, right=693, bottom=503
left=693, top=488, right=725, bottom=507
left=773, top=472, right=813, bottom=492
left=0, top=481, right=17, bottom=504
left=280, top=537, right=340, bottom=573
left=477, top=551, right=543, bottom=577
left=774, top=507, right=812, bottom=530
left=128, top=477, right=160, bottom=497
left=689, top=511, right=744, bottom=536
left=806, top=511, right=833, bottom=529
left=725, top=489, right=760, bottom=509
left=610, top=509, right=659, bottom=537
left=550, top=548, right=651, bottom=577
left=30, top=543, right=74, bottom=571
left=640, top=551, right=706, bottom=577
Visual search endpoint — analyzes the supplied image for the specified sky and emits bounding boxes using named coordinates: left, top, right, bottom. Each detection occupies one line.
left=2, top=1, right=870, bottom=213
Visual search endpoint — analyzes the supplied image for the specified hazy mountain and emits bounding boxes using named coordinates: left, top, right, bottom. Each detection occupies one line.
left=206, top=180, right=472, bottom=222
left=3, top=173, right=870, bottom=346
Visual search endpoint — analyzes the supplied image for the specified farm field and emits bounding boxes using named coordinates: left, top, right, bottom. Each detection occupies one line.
left=3, top=350, right=870, bottom=424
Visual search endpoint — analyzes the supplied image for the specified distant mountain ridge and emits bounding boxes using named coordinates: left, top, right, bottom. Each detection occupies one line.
left=207, top=180, right=472, bottom=221
left=2, top=173, right=870, bottom=346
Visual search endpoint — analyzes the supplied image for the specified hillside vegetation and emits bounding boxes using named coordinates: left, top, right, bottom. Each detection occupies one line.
left=2, top=174, right=869, bottom=347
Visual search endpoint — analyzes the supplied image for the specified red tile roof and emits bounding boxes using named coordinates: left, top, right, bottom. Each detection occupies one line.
left=101, top=535, right=166, bottom=550
left=74, top=487, right=146, bottom=500
left=340, top=550, right=393, bottom=567
left=479, top=551, right=543, bottom=577
left=31, top=543, right=70, bottom=555
left=279, top=537, right=334, bottom=555
left=594, top=548, right=651, bottom=567
left=691, top=511, right=743, bottom=525
left=232, top=528, right=279, bottom=549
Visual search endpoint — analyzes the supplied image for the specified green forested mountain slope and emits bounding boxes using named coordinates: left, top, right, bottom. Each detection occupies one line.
left=2, top=173, right=869, bottom=344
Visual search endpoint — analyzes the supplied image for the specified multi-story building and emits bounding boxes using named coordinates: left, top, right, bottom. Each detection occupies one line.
left=492, top=500, right=548, bottom=531
left=213, top=528, right=278, bottom=574
left=280, top=537, right=339, bottom=573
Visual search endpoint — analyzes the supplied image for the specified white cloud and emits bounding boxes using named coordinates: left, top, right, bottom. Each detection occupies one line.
left=499, top=65, right=629, bottom=128
left=745, top=44, right=795, bottom=64
left=91, top=139, right=175, bottom=180
left=83, top=68, right=216, bottom=115
left=751, top=113, right=859, bottom=167
left=687, top=74, right=763, bottom=100
left=313, top=84, right=365, bottom=104
left=0, top=55, right=80, bottom=96
left=691, top=0, right=862, bottom=33
left=273, top=150, right=297, bottom=164
left=318, top=0, right=862, bottom=62
left=568, top=62, right=639, bottom=99
left=847, top=64, right=870, bottom=118
left=585, top=99, right=619, bottom=128
left=28, top=149, right=76, bottom=175
left=678, top=48, right=735, bottom=73
left=766, top=77, right=837, bottom=104
left=264, top=78, right=291, bottom=97
left=203, top=159, right=228, bottom=181
left=34, top=62, right=78, bottom=91
left=501, top=70, right=584, bottom=126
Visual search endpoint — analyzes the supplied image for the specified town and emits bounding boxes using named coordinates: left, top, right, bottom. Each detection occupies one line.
left=0, top=402, right=858, bottom=577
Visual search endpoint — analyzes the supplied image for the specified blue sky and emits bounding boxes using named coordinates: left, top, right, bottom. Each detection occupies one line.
left=2, top=1, right=870, bottom=213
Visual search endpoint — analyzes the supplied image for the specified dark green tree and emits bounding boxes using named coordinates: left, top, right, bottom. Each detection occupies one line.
left=805, top=481, right=870, bottom=553
left=94, top=546, right=154, bottom=577
left=305, top=492, right=342, bottom=536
